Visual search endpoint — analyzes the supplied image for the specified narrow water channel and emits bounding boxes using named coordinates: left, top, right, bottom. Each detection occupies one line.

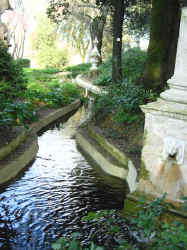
left=0, top=108, right=127, bottom=250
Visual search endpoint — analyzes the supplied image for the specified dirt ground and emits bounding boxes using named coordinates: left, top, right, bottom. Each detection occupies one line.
left=92, top=113, right=145, bottom=173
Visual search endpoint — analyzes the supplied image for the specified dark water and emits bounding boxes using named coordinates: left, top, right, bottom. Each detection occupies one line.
left=0, top=112, right=127, bottom=250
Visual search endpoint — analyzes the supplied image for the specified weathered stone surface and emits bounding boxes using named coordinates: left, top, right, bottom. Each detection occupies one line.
left=30, top=100, right=81, bottom=133
left=139, top=7, right=187, bottom=203
left=76, top=127, right=138, bottom=193
left=0, top=134, right=38, bottom=184
left=140, top=99, right=187, bottom=201
left=161, top=7, right=187, bottom=103
left=76, top=75, right=106, bottom=95
left=0, top=128, right=27, bottom=161
left=124, top=192, right=187, bottom=224
left=87, top=126, right=129, bottom=168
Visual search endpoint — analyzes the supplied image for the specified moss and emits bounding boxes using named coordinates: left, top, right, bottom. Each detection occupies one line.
left=143, top=128, right=148, bottom=146
left=123, top=199, right=139, bottom=217
left=88, top=126, right=129, bottom=169
left=124, top=192, right=187, bottom=225
left=139, top=161, right=149, bottom=180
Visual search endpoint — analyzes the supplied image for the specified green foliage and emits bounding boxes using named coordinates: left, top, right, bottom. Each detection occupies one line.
left=36, top=46, right=68, bottom=69
left=64, top=63, right=91, bottom=78
left=52, top=195, right=187, bottom=250
left=94, top=59, right=112, bottom=86
left=0, top=65, right=81, bottom=129
left=23, top=68, right=81, bottom=108
left=52, top=233, right=103, bottom=250
left=0, top=101, right=37, bottom=128
left=24, top=82, right=81, bottom=108
left=35, top=68, right=62, bottom=74
left=131, top=194, right=187, bottom=249
left=180, top=196, right=187, bottom=212
left=132, top=193, right=168, bottom=239
left=93, top=80, right=149, bottom=124
left=94, top=47, right=147, bottom=86
left=156, top=222, right=187, bottom=250
left=31, top=15, right=69, bottom=69
left=15, top=58, right=31, bottom=68
left=122, top=47, right=147, bottom=82
left=0, top=40, right=26, bottom=97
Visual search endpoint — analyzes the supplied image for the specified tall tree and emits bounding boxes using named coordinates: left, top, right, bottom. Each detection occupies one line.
left=47, top=0, right=109, bottom=63
left=31, top=14, right=68, bottom=68
left=97, top=0, right=151, bottom=83
left=111, top=0, right=125, bottom=82
left=141, top=0, right=180, bottom=92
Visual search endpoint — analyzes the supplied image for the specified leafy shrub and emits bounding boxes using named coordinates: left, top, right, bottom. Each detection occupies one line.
left=0, top=40, right=27, bottom=96
left=94, top=47, right=146, bottom=86
left=0, top=102, right=38, bottom=128
left=36, top=46, right=68, bottom=69
left=27, top=81, right=47, bottom=93
left=122, top=47, right=147, bottom=82
left=94, top=59, right=112, bottom=86
left=131, top=194, right=187, bottom=249
left=15, top=58, right=31, bottom=68
left=24, top=82, right=81, bottom=108
left=64, top=63, right=91, bottom=78
left=46, top=83, right=81, bottom=108
left=24, top=68, right=55, bottom=84
left=35, top=67, right=62, bottom=74
left=93, top=80, right=149, bottom=124
left=52, top=195, right=187, bottom=250
left=52, top=233, right=103, bottom=250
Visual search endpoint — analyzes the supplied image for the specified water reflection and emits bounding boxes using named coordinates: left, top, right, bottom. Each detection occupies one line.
left=0, top=108, right=127, bottom=250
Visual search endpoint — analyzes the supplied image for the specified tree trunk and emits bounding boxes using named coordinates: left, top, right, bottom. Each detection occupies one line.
left=112, top=0, right=125, bottom=83
left=142, top=0, right=180, bottom=92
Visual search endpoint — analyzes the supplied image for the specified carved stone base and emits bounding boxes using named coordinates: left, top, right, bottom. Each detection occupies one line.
left=140, top=98, right=187, bottom=201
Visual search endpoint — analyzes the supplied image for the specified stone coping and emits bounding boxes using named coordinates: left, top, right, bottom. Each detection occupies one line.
left=141, top=98, right=187, bottom=121
left=0, top=128, right=28, bottom=161
left=76, top=131, right=128, bottom=180
left=76, top=126, right=138, bottom=193
left=30, top=99, right=81, bottom=133
left=87, top=126, right=129, bottom=168
left=0, top=100, right=81, bottom=184
left=0, top=134, right=38, bottom=184
left=75, top=75, right=107, bottom=95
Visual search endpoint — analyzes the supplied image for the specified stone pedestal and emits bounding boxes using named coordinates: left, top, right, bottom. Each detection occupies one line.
left=139, top=99, right=187, bottom=202
left=138, top=7, right=187, bottom=203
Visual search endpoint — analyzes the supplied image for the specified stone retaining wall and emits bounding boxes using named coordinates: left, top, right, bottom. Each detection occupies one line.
left=76, top=126, right=138, bottom=193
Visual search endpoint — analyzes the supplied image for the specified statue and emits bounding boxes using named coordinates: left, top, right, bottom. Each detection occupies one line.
left=0, top=0, right=11, bottom=45
left=0, top=0, right=11, bottom=15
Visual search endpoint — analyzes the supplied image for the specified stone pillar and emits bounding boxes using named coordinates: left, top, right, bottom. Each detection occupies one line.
left=139, top=6, right=187, bottom=202
left=160, top=7, right=187, bottom=103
